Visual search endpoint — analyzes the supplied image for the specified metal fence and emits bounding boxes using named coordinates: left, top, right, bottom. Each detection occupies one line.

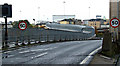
left=2, top=28, right=94, bottom=47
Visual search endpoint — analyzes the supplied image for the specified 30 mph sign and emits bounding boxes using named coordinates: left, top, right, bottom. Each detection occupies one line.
left=110, top=18, right=120, bottom=28
left=18, top=21, right=27, bottom=30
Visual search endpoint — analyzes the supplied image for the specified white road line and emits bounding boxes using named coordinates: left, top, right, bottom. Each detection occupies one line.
left=100, top=55, right=111, bottom=60
left=31, top=47, right=57, bottom=52
left=80, top=46, right=102, bottom=64
left=4, top=51, right=12, bottom=53
left=19, top=47, right=57, bottom=54
left=31, top=52, right=48, bottom=59
left=8, top=55, right=14, bottom=57
left=19, top=50, right=30, bottom=53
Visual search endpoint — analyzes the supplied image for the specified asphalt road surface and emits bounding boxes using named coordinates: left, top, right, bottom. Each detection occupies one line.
left=2, top=40, right=102, bottom=64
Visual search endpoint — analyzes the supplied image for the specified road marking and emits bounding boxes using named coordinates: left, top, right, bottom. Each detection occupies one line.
left=4, top=51, right=12, bottom=53
left=19, top=47, right=57, bottom=54
left=100, top=55, right=111, bottom=60
left=8, top=55, right=14, bottom=58
left=80, top=46, right=102, bottom=64
left=19, top=50, right=30, bottom=53
left=31, top=52, right=48, bottom=59
left=31, top=47, right=57, bottom=52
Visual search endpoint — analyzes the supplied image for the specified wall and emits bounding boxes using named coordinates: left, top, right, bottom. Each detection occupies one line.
left=88, top=21, right=101, bottom=29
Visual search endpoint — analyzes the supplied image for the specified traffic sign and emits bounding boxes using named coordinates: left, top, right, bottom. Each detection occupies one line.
left=18, top=21, right=27, bottom=30
left=110, top=18, right=120, bottom=28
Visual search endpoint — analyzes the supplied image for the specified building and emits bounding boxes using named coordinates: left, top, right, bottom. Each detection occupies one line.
left=110, top=0, right=120, bottom=19
left=59, top=19, right=74, bottom=24
left=83, top=19, right=89, bottom=25
left=109, top=0, right=120, bottom=40
left=74, top=19, right=83, bottom=25
left=88, top=19, right=107, bottom=29
left=59, top=18, right=82, bottom=25
left=53, top=15, right=75, bottom=22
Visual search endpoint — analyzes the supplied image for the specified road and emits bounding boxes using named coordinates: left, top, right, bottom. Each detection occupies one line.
left=2, top=40, right=102, bottom=64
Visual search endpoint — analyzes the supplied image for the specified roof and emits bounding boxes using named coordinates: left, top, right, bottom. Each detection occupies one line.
left=89, top=19, right=106, bottom=22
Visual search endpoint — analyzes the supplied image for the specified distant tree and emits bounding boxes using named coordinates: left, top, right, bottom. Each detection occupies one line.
left=12, top=21, right=19, bottom=28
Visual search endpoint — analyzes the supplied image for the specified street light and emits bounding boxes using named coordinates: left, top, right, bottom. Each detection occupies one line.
left=63, top=1, right=66, bottom=15
left=38, top=7, right=40, bottom=23
left=63, top=1, right=66, bottom=24
left=89, top=7, right=90, bottom=19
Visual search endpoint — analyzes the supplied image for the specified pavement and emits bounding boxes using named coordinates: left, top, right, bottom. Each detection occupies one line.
left=89, top=52, right=120, bottom=66
left=2, top=40, right=102, bottom=65
left=89, top=54, right=114, bottom=64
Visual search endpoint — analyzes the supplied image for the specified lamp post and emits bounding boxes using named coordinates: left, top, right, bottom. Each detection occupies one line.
left=19, top=10, right=22, bottom=20
left=63, top=1, right=66, bottom=16
left=63, top=1, right=66, bottom=24
left=38, top=7, right=40, bottom=24
left=89, top=7, right=90, bottom=19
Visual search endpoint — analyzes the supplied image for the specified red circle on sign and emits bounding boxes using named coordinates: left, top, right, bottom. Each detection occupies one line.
left=110, top=18, right=120, bottom=28
left=18, top=21, right=27, bottom=30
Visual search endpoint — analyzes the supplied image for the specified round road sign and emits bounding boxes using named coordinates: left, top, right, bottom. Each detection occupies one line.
left=110, top=18, right=120, bottom=28
left=18, top=21, right=27, bottom=30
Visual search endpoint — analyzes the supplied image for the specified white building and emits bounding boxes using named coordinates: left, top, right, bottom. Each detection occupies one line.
left=53, top=15, right=75, bottom=22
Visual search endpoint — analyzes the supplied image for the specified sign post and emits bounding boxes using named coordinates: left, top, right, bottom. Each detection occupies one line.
left=0, top=3, right=12, bottom=48
left=110, top=18, right=120, bottom=42
left=18, top=21, right=27, bottom=45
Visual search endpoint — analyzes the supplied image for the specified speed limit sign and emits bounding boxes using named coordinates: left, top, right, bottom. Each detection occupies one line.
left=110, top=18, right=120, bottom=28
left=18, top=21, right=27, bottom=30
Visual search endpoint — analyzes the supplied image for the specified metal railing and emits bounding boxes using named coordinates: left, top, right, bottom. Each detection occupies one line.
left=2, top=28, right=94, bottom=48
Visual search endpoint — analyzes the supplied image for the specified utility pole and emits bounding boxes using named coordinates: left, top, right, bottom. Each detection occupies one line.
left=1, top=3, right=12, bottom=48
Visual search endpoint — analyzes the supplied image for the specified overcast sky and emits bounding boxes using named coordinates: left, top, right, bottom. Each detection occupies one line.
left=0, top=0, right=109, bottom=23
